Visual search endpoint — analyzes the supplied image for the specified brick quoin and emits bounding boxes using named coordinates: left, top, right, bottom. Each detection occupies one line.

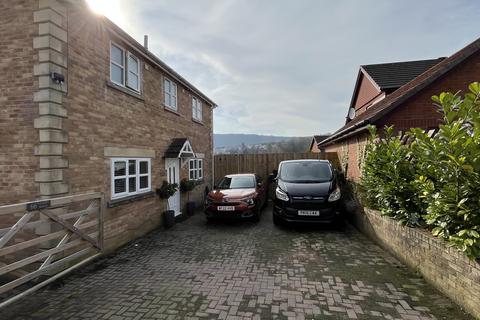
left=0, top=1, right=216, bottom=251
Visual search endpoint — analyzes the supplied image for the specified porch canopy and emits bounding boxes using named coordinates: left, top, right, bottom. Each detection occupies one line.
left=164, top=138, right=195, bottom=159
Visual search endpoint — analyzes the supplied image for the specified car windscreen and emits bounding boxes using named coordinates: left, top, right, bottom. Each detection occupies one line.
left=279, top=161, right=332, bottom=183
left=217, top=176, right=256, bottom=189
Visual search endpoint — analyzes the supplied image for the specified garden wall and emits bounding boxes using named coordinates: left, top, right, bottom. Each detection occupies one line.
left=350, top=206, right=480, bottom=318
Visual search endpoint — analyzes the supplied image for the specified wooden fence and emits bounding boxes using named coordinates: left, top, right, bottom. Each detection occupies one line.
left=0, top=192, right=104, bottom=308
left=214, top=152, right=340, bottom=183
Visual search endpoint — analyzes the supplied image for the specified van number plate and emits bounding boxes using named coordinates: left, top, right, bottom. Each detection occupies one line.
left=218, top=206, right=235, bottom=211
left=298, top=210, right=320, bottom=216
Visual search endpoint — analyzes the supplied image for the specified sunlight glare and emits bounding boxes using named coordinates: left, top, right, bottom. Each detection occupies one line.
left=86, top=0, right=126, bottom=27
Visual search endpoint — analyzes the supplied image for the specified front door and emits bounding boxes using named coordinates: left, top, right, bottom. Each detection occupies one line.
left=165, top=158, right=181, bottom=216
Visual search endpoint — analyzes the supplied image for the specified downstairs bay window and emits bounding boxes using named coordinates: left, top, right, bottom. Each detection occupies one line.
left=111, top=158, right=151, bottom=199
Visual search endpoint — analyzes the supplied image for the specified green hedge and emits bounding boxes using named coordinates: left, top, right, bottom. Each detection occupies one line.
left=361, top=83, right=480, bottom=259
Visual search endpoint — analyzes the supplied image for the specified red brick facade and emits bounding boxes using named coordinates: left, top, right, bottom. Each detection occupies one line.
left=324, top=49, right=480, bottom=182
left=0, top=1, right=216, bottom=251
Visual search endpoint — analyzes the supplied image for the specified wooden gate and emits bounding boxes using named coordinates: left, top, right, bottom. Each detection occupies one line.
left=0, top=192, right=104, bottom=308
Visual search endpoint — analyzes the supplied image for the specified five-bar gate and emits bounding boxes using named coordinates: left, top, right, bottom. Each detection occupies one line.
left=0, top=192, right=104, bottom=308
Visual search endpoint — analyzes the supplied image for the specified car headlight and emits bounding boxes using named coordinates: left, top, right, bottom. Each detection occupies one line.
left=243, top=198, right=255, bottom=205
left=328, top=187, right=341, bottom=202
left=275, top=187, right=289, bottom=202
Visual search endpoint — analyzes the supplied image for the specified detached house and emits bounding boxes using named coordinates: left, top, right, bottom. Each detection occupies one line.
left=0, top=1, right=216, bottom=250
left=308, top=135, right=329, bottom=153
left=319, top=37, right=480, bottom=181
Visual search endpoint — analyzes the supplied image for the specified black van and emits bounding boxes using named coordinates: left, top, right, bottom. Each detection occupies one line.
left=272, top=159, right=341, bottom=225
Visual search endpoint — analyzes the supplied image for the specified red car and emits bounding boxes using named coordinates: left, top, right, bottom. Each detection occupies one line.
left=205, top=173, right=267, bottom=222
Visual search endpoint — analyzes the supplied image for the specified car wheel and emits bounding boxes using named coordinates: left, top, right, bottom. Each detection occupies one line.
left=251, top=211, right=260, bottom=222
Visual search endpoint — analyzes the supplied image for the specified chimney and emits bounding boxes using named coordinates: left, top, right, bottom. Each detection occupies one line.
left=144, top=35, right=149, bottom=50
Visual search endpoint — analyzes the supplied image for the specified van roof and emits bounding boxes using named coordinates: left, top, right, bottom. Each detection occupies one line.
left=279, top=159, right=331, bottom=164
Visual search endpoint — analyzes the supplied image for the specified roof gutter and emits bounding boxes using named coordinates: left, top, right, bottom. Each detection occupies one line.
left=319, top=120, right=370, bottom=147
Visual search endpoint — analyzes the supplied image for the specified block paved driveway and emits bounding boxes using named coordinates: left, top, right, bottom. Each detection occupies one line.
left=4, top=207, right=472, bottom=320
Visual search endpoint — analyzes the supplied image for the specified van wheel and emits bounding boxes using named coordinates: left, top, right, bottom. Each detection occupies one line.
left=273, top=215, right=282, bottom=226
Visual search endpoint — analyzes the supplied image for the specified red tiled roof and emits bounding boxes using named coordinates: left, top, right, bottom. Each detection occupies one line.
left=320, top=37, right=480, bottom=146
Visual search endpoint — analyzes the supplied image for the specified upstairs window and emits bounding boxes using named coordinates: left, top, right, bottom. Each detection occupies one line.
left=192, top=97, right=203, bottom=121
left=189, top=159, right=203, bottom=181
left=110, top=42, right=141, bottom=92
left=127, top=53, right=140, bottom=91
left=110, top=43, right=125, bottom=86
left=164, top=78, right=177, bottom=110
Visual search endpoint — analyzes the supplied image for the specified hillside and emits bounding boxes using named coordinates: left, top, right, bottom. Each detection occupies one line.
left=214, top=134, right=293, bottom=149
left=214, top=135, right=313, bottom=154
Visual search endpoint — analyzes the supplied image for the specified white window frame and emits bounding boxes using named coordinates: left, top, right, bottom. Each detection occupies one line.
left=127, top=52, right=140, bottom=91
left=110, top=42, right=125, bottom=86
left=111, top=158, right=151, bottom=199
left=192, top=97, right=203, bottom=121
left=110, top=41, right=141, bottom=93
left=164, top=78, right=177, bottom=110
left=188, top=159, right=203, bottom=181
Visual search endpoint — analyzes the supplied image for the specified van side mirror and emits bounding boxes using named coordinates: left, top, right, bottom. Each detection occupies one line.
left=267, top=173, right=275, bottom=183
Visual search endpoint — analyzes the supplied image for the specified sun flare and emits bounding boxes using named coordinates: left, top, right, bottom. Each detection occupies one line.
left=86, top=0, right=126, bottom=26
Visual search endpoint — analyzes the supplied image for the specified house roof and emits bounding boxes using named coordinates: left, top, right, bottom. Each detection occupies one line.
left=361, top=58, right=445, bottom=91
left=79, top=0, right=217, bottom=108
left=313, top=135, right=330, bottom=143
left=309, top=135, right=329, bottom=150
left=164, top=138, right=195, bottom=158
left=320, top=37, right=480, bottom=147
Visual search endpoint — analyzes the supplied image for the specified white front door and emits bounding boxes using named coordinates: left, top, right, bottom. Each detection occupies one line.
left=165, top=158, right=181, bottom=216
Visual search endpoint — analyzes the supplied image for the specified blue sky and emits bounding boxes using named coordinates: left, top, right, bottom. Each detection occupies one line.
left=92, top=0, right=480, bottom=136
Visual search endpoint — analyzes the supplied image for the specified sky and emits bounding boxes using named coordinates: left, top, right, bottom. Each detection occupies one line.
left=87, top=0, right=480, bottom=136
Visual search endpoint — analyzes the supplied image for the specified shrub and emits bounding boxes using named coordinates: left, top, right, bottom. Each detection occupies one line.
left=361, top=82, right=480, bottom=259
left=409, top=83, right=480, bottom=259
left=156, top=181, right=178, bottom=199
left=180, top=178, right=196, bottom=193
left=361, top=125, right=423, bottom=226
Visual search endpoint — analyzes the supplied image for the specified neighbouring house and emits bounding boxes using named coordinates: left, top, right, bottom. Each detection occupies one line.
left=319, top=37, right=480, bottom=181
left=0, top=0, right=216, bottom=251
left=308, top=135, right=330, bottom=153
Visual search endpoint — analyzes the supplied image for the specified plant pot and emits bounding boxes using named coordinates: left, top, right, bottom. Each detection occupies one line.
left=164, top=210, right=175, bottom=228
left=186, top=201, right=196, bottom=216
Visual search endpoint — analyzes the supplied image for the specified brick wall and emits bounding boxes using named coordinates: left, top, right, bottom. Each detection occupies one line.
left=0, top=0, right=38, bottom=204
left=353, top=73, right=381, bottom=115
left=0, top=1, right=215, bottom=253
left=351, top=207, right=480, bottom=318
left=61, top=3, right=214, bottom=250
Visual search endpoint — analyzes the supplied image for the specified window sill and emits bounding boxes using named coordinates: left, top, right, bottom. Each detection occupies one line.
left=107, top=191, right=154, bottom=208
left=106, top=81, right=144, bottom=101
left=192, top=118, right=204, bottom=126
left=164, top=106, right=181, bottom=116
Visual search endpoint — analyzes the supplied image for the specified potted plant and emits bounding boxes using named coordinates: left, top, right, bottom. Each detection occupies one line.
left=156, top=181, right=178, bottom=228
left=180, top=178, right=197, bottom=216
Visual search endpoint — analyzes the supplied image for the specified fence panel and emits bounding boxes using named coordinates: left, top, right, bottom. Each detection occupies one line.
left=214, top=152, right=340, bottom=183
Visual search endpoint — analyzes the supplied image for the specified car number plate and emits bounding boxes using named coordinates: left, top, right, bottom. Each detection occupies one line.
left=217, top=206, right=235, bottom=211
left=298, top=210, right=320, bottom=216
